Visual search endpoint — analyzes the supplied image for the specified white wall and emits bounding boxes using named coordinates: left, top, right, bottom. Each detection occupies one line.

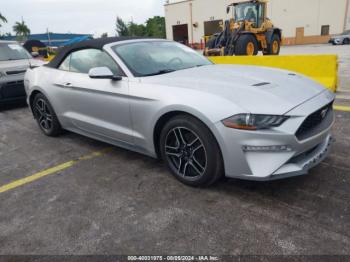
left=191, top=0, right=232, bottom=43
left=269, top=0, right=347, bottom=37
left=165, top=0, right=349, bottom=43
left=164, top=1, right=192, bottom=42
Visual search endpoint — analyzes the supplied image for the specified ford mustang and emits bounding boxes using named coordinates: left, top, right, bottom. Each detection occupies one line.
left=24, top=37, right=335, bottom=186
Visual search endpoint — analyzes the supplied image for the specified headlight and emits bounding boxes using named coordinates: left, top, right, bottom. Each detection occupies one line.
left=222, top=114, right=289, bottom=130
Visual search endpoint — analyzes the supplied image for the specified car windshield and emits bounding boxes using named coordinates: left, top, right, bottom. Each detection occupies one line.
left=234, top=3, right=258, bottom=22
left=112, top=41, right=212, bottom=77
left=341, top=30, right=350, bottom=35
left=0, top=43, right=32, bottom=61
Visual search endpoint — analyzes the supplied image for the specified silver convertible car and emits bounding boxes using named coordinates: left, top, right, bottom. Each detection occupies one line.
left=24, top=37, right=335, bottom=186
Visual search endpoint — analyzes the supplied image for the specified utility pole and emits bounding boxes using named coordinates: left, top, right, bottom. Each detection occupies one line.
left=345, top=0, right=350, bottom=31
left=47, top=28, right=51, bottom=47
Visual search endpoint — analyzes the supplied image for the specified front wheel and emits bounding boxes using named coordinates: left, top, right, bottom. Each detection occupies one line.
left=160, top=115, right=223, bottom=187
left=235, top=34, right=259, bottom=56
left=343, top=38, right=350, bottom=45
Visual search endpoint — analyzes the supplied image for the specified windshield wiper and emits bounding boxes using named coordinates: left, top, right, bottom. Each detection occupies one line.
left=181, top=64, right=208, bottom=70
left=4, top=58, right=26, bottom=61
left=143, top=69, right=176, bottom=77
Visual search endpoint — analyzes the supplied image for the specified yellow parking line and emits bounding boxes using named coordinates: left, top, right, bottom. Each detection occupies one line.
left=0, top=148, right=111, bottom=194
left=334, top=105, right=350, bottom=112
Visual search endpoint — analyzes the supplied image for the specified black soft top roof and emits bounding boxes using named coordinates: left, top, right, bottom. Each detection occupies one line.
left=46, top=36, right=147, bottom=68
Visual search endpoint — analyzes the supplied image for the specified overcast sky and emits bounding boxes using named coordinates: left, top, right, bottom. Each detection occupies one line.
left=0, top=0, right=165, bottom=37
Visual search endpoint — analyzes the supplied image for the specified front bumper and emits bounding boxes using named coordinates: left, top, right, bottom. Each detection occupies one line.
left=239, top=134, right=334, bottom=181
left=0, top=77, right=26, bottom=103
left=329, top=38, right=342, bottom=45
left=215, top=91, right=335, bottom=181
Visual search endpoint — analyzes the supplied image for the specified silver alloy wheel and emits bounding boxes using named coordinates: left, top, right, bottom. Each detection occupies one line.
left=165, top=127, right=207, bottom=180
left=34, top=98, right=53, bottom=131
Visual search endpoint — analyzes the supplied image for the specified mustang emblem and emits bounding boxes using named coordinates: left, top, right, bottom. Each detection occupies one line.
left=321, top=108, right=329, bottom=119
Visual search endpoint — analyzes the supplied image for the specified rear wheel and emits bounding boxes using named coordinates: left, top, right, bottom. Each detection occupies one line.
left=264, top=34, right=281, bottom=55
left=344, top=38, right=350, bottom=45
left=32, top=93, right=62, bottom=137
left=235, top=34, right=258, bottom=56
left=160, top=115, right=223, bottom=187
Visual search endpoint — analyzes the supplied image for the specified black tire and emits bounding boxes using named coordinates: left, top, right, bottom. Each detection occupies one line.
left=160, top=115, right=224, bottom=187
left=206, top=37, right=217, bottom=49
left=343, top=38, right=350, bottom=45
left=32, top=93, right=62, bottom=137
left=235, top=34, right=258, bottom=56
left=263, top=34, right=281, bottom=55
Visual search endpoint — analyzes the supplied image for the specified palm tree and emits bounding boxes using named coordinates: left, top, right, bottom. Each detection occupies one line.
left=13, top=20, right=30, bottom=41
left=0, top=13, right=7, bottom=28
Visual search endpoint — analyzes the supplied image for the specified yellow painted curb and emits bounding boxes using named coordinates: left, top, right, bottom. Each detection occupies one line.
left=334, top=105, right=350, bottom=112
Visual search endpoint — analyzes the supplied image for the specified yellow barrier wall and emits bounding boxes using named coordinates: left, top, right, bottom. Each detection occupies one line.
left=209, top=55, right=338, bottom=92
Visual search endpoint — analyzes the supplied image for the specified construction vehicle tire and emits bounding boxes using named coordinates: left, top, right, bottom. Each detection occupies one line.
left=206, top=37, right=217, bottom=49
left=264, top=34, right=281, bottom=56
left=235, top=34, right=258, bottom=56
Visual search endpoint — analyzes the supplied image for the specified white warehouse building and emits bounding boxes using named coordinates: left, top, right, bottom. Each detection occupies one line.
left=164, top=0, right=350, bottom=46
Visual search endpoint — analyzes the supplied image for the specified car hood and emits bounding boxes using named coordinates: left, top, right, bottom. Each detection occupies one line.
left=0, top=58, right=44, bottom=70
left=141, top=64, right=326, bottom=115
left=0, top=59, right=44, bottom=79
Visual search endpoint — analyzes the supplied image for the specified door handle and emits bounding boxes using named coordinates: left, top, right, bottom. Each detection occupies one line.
left=54, top=82, right=73, bottom=88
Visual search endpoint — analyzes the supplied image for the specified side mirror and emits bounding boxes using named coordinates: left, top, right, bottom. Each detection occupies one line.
left=88, top=67, right=122, bottom=81
left=31, top=51, right=39, bottom=57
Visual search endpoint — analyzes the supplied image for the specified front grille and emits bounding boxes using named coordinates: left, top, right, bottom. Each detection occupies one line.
left=288, top=145, right=319, bottom=164
left=0, top=80, right=26, bottom=98
left=296, top=102, right=334, bottom=140
left=3, top=80, right=24, bottom=85
left=6, top=70, right=26, bottom=75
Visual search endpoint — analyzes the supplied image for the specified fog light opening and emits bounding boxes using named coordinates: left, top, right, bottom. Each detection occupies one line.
left=242, top=145, right=292, bottom=152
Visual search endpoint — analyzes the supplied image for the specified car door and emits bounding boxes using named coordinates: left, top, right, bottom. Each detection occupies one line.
left=54, top=48, right=133, bottom=144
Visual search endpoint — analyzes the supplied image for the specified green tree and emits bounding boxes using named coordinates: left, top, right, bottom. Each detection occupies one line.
left=116, top=16, right=129, bottom=36
left=128, top=22, right=146, bottom=37
left=13, top=20, right=30, bottom=41
left=145, top=16, right=166, bottom=38
left=0, top=13, right=7, bottom=28
left=0, top=13, right=7, bottom=36
left=115, top=16, right=166, bottom=38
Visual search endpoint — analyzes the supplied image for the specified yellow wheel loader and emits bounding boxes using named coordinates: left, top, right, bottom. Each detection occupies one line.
left=204, top=0, right=282, bottom=56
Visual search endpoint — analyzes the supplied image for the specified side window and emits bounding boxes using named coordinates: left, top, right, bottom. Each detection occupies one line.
left=58, top=55, right=71, bottom=71
left=245, top=5, right=257, bottom=26
left=61, top=49, right=123, bottom=75
left=257, top=4, right=264, bottom=28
